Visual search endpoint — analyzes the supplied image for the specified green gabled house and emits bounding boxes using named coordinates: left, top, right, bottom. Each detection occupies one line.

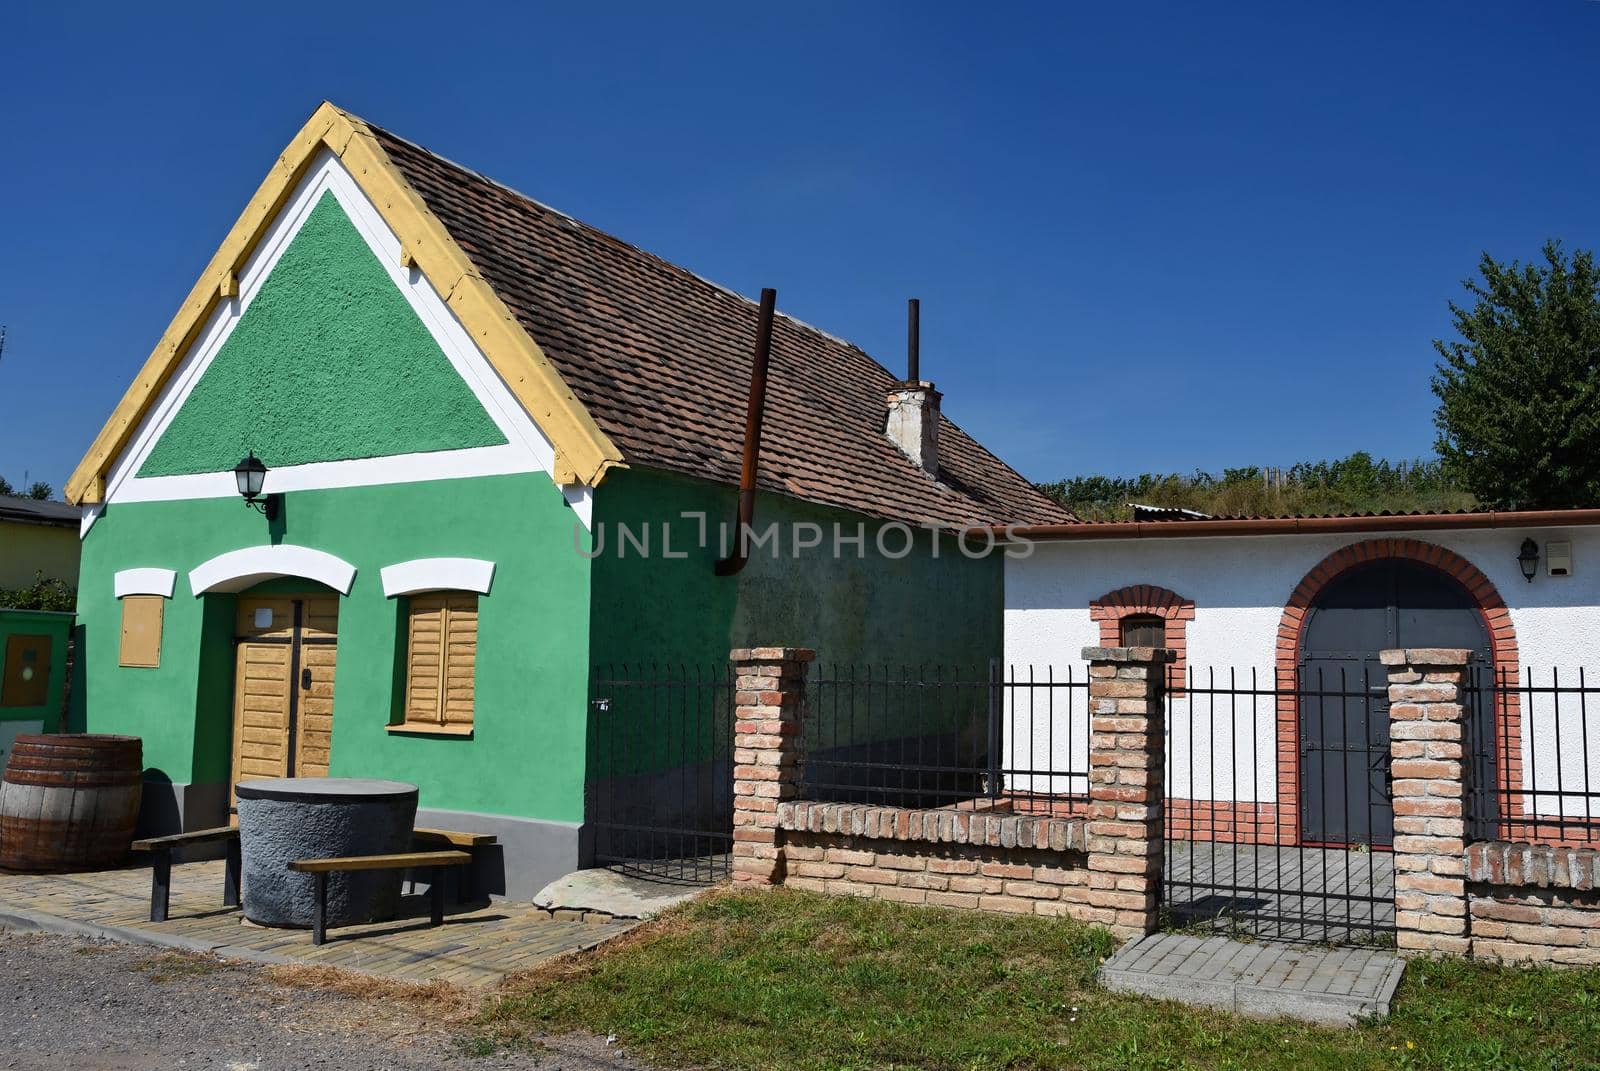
left=65, top=102, right=1070, bottom=897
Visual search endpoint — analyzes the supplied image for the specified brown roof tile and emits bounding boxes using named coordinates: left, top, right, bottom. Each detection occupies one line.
left=371, top=127, right=1074, bottom=529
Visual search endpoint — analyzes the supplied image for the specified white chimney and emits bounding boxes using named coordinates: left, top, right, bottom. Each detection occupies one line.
left=886, top=380, right=941, bottom=477
left=885, top=298, right=939, bottom=477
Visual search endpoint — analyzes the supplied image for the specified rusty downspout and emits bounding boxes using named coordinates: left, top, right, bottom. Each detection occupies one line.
left=714, top=287, right=777, bottom=576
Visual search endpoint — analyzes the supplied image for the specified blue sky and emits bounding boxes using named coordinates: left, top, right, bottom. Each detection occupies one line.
left=1, top=2, right=1596, bottom=492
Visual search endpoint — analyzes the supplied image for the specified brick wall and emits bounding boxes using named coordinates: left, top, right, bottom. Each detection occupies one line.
left=732, top=644, right=1170, bottom=938
left=1386, top=648, right=1600, bottom=968
left=1464, top=842, right=1600, bottom=966
left=1083, top=645, right=1173, bottom=938
left=777, top=801, right=1089, bottom=916
left=1383, top=647, right=1472, bottom=956
left=730, top=647, right=812, bottom=886
left=1163, top=800, right=1293, bottom=846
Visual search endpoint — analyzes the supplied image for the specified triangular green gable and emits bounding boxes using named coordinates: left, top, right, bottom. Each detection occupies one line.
left=138, top=192, right=507, bottom=477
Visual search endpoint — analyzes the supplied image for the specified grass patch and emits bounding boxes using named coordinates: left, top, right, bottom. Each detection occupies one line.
left=484, top=888, right=1600, bottom=1071
left=136, top=951, right=225, bottom=981
left=265, top=963, right=483, bottom=1023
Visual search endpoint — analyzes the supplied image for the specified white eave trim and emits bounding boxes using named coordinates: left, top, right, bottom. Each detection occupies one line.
left=379, top=557, right=495, bottom=598
left=189, top=545, right=357, bottom=596
left=114, top=568, right=177, bottom=599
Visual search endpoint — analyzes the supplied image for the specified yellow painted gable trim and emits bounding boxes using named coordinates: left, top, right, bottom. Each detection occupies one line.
left=66, top=102, right=623, bottom=505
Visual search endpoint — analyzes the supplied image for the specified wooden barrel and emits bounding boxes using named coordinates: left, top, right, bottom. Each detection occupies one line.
left=0, top=735, right=143, bottom=872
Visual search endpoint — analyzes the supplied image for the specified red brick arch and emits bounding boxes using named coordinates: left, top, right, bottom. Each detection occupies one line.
left=1090, top=584, right=1195, bottom=692
left=1273, top=537, right=1521, bottom=846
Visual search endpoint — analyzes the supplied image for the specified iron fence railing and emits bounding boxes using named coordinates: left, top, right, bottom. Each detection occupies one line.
left=802, top=661, right=1090, bottom=812
left=1467, top=667, right=1600, bottom=846
left=586, top=664, right=734, bottom=883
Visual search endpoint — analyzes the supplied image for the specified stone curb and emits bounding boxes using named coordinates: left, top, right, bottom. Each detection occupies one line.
left=0, top=901, right=301, bottom=966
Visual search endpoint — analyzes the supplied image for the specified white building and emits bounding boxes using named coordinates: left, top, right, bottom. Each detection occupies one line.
left=1002, top=511, right=1600, bottom=849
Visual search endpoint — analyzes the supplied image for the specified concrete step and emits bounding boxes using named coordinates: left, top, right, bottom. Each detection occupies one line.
left=1098, top=932, right=1406, bottom=1027
left=532, top=866, right=714, bottom=920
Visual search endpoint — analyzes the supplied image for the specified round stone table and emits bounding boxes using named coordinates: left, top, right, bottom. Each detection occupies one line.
left=235, top=778, right=418, bottom=929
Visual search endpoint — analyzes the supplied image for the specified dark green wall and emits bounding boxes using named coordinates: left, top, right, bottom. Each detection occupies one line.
left=588, top=467, right=1003, bottom=671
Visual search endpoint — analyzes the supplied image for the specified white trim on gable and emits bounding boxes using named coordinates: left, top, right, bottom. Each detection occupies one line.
left=102, top=152, right=589, bottom=523
left=189, top=545, right=357, bottom=596
left=379, top=557, right=496, bottom=598
left=561, top=484, right=594, bottom=529
left=114, top=568, right=177, bottom=599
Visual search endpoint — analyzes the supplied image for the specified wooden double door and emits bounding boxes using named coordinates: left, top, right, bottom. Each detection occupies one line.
left=231, top=594, right=339, bottom=792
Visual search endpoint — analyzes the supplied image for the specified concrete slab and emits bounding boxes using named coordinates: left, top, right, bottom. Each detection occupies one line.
left=533, top=866, right=715, bottom=919
left=1165, top=842, right=1395, bottom=944
left=1099, top=933, right=1406, bottom=1028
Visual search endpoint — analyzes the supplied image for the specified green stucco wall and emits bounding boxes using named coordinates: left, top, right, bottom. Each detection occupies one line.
left=75, top=473, right=592, bottom=822
left=588, top=467, right=1004, bottom=671
left=138, top=192, right=505, bottom=477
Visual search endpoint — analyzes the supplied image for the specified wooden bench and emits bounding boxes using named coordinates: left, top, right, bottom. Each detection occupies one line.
left=288, top=850, right=472, bottom=945
left=130, top=827, right=241, bottom=923
left=411, top=827, right=497, bottom=900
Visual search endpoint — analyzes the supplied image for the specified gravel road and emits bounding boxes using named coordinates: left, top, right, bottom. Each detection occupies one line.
left=0, top=928, right=650, bottom=1071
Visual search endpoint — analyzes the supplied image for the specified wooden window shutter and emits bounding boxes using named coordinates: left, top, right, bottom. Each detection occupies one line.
left=119, top=596, right=164, bottom=668
left=404, top=593, right=478, bottom=729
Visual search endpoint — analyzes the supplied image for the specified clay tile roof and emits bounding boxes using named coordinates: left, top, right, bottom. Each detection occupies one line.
left=371, top=127, right=1074, bottom=529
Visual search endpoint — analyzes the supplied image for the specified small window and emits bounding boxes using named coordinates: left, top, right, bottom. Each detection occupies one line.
left=1119, top=613, right=1165, bottom=648
left=119, top=596, right=164, bottom=668
left=400, top=593, right=478, bottom=732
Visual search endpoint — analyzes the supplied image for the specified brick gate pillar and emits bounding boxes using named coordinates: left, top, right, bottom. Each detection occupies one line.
left=1083, top=645, right=1175, bottom=940
left=1383, top=647, right=1473, bottom=956
left=730, top=646, right=815, bottom=885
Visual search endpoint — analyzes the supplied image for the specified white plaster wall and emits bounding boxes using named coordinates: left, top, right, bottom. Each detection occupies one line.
left=1003, top=525, right=1600, bottom=816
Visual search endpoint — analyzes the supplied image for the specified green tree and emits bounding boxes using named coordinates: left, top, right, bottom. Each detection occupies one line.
left=25, top=481, right=52, bottom=500
left=1432, top=241, right=1600, bottom=509
left=0, top=476, right=11, bottom=496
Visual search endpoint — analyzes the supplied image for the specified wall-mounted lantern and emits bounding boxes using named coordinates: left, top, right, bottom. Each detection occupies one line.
left=233, top=452, right=281, bottom=521
left=1517, top=538, right=1539, bottom=583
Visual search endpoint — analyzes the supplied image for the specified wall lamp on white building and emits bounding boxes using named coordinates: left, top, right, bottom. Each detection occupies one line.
left=1518, top=538, right=1539, bottom=583
left=233, top=451, right=281, bottom=521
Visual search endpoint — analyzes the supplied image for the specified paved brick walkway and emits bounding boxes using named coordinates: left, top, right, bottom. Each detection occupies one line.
left=1099, top=932, right=1406, bottom=1027
left=1166, top=842, right=1395, bottom=943
left=0, top=860, right=636, bottom=987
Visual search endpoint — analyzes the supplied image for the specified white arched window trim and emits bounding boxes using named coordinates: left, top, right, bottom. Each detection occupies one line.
left=114, top=567, right=177, bottom=599
left=379, top=558, right=495, bottom=598
left=188, top=545, right=357, bottom=596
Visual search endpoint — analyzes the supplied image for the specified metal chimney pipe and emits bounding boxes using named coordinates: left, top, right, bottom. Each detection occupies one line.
left=714, top=287, right=778, bottom=577
left=906, top=298, right=920, bottom=382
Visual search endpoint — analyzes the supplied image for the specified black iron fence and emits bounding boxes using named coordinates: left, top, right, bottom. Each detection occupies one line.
left=586, top=664, right=734, bottom=883
left=802, top=661, right=1090, bottom=813
left=1466, top=666, right=1600, bottom=846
